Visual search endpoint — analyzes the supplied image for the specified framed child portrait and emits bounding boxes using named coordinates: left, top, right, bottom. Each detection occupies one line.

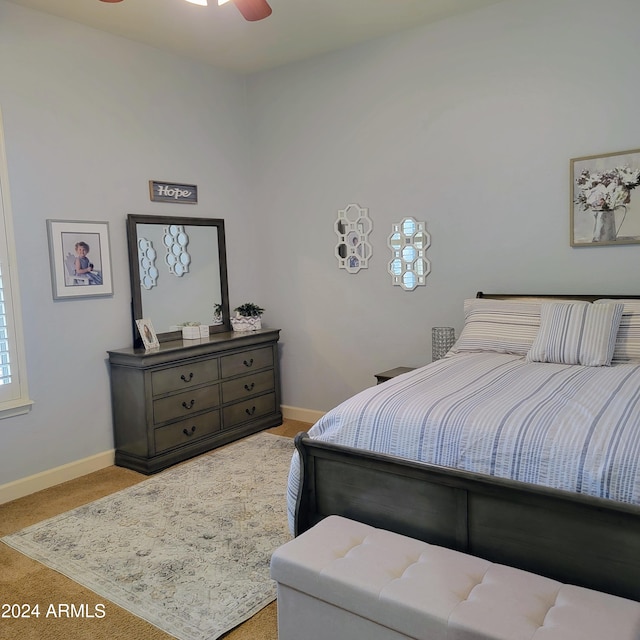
left=46, top=219, right=114, bottom=299
left=136, top=318, right=160, bottom=350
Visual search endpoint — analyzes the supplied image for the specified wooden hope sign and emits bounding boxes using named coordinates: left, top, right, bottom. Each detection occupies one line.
left=149, top=181, right=198, bottom=204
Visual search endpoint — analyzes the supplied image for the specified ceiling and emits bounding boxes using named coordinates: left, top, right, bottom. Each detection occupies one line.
left=6, top=0, right=504, bottom=74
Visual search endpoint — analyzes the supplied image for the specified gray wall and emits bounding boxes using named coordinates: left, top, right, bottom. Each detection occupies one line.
left=0, top=1, right=262, bottom=485
left=249, top=0, right=640, bottom=410
left=1, top=0, right=639, bottom=487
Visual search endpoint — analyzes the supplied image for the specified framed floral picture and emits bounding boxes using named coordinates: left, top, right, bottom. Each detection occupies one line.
left=46, top=220, right=114, bottom=299
left=570, top=148, right=640, bottom=247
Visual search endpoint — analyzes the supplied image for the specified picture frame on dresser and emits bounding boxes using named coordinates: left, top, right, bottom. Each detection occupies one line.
left=136, top=318, right=159, bottom=350
left=46, top=219, right=113, bottom=300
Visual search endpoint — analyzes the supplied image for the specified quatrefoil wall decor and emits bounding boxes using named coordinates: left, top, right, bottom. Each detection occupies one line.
left=163, top=224, right=191, bottom=277
left=334, top=203, right=373, bottom=274
left=137, top=237, right=158, bottom=290
left=388, top=217, right=431, bottom=290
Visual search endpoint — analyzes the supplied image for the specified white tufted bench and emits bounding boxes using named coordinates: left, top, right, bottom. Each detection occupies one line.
left=270, top=515, right=640, bottom=640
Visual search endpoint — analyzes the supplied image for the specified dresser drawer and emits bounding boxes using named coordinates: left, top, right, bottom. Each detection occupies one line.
left=221, top=370, right=274, bottom=404
left=220, top=346, right=273, bottom=378
left=153, top=384, right=220, bottom=424
left=151, top=358, right=219, bottom=395
left=223, top=393, right=276, bottom=428
left=154, top=410, right=221, bottom=453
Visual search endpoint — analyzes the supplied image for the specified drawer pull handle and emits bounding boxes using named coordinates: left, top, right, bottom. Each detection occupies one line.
left=245, top=406, right=256, bottom=416
left=244, top=382, right=255, bottom=392
left=182, top=399, right=195, bottom=410
left=243, top=358, right=254, bottom=368
left=181, top=372, right=194, bottom=383
left=183, top=426, right=197, bottom=436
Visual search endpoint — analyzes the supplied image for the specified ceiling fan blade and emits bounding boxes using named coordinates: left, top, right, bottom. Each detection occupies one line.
left=233, top=0, right=272, bottom=21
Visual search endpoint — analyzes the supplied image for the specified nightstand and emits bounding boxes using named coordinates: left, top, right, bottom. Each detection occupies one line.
left=374, top=366, right=415, bottom=384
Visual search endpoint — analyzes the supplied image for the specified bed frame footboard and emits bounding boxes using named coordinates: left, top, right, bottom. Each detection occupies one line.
left=294, top=432, right=640, bottom=601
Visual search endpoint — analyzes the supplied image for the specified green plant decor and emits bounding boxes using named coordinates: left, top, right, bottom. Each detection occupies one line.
left=234, top=303, right=264, bottom=317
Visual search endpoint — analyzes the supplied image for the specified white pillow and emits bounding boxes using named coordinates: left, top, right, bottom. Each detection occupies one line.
left=594, top=299, right=640, bottom=362
left=450, top=299, right=545, bottom=356
left=526, top=302, right=623, bottom=366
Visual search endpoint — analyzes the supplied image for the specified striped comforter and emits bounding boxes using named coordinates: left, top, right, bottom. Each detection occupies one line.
left=287, top=352, right=640, bottom=532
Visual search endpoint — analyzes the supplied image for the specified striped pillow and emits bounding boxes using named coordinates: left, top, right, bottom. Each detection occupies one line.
left=526, top=302, right=623, bottom=366
left=594, top=299, right=640, bottom=362
left=450, top=299, right=545, bottom=356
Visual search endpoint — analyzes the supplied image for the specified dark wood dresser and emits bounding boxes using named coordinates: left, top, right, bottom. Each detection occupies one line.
left=107, top=329, right=282, bottom=474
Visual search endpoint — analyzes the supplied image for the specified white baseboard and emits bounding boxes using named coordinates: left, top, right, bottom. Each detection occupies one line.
left=0, top=450, right=115, bottom=505
left=0, top=406, right=323, bottom=505
left=281, top=405, right=324, bottom=425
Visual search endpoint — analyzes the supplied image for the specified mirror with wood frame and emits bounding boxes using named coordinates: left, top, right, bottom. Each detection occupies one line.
left=126, top=214, right=230, bottom=346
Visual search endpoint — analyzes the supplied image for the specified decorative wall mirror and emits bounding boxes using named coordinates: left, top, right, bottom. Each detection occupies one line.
left=334, top=203, right=373, bottom=273
left=126, top=214, right=230, bottom=346
left=387, top=217, right=431, bottom=290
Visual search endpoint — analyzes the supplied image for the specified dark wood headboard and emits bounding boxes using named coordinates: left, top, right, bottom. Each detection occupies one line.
left=477, top=292, right=640, bottom=302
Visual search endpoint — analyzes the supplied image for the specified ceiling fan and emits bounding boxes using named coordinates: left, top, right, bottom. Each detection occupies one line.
left=99, top=0, right=272, bottom=22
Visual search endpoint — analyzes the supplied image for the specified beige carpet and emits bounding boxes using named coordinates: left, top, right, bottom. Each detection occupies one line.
left=0, top=420, right=307, bottom=640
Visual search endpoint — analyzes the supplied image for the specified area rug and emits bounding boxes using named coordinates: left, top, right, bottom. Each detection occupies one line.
left=2, top=432, right=294, bottom=640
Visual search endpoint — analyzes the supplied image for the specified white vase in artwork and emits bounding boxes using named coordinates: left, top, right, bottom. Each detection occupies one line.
left=592, top=209, right=617, bottom=242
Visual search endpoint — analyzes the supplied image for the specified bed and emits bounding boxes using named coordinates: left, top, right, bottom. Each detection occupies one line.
left=288, top=293, right=640, bottom=601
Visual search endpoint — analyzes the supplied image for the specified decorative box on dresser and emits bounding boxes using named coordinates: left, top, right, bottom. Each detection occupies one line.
left=108, top=329, right=282, bottom=474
